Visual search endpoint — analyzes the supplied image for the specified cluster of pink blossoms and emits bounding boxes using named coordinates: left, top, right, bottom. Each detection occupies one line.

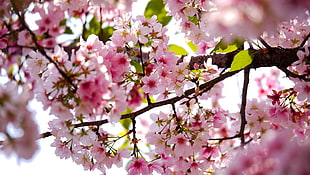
left=23, top=9, right=220, bottom=173
left=224, top=130, right=310, bottom=175
left=0, top=82, right=39, bottom=160
left=141, top=107, right=235, bottom=174
left=164, top=0, right=310, bottom=43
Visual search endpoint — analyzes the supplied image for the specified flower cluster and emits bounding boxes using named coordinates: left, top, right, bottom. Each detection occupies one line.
left=254, top=69, right=282, bottom=99
left=138, top=105, right=235, bottom=174
left=225, top=130, right=310, bottom=175
left=164, top=0, right=310, bottom=44
left=0, top=82, right=39, bottom=160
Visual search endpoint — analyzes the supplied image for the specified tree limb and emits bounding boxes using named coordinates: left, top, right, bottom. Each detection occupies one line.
left=239, top=67, right=250, bottom=146
left=190, top=47, right=301, bottom=69
left=38, top=44, right=309, bottom=139
left=40, top=70, right=239, bottom=139
left=299, top=32, right=310, bottom=48
left=16, top=12, right=78, bottom=92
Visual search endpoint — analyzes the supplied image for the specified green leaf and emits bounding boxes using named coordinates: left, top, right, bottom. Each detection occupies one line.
left=84, top=15, right=100, bottom=39
left=186, top=41, right=199, bottom=52
left=120, top=118, right=132, bottom=130
left=89, top=16, right=100, bottom=33
left=59, top=19, right=67, bottom=26
left=230, top=50, right=253, bottom=72
left=64, top=26, right=73, bottom=34
left=168, top=44, right=189, bottom=55
left=130, top=60, right=143, bottom=73
left=118, top=137, right=130, bottom=149
left=99, top=26, right=115, bottom=43
left=141, top=95, right=156, bottom=103
left=212, top=39, right=244, bottom=53
left=144, top=0, right=172, bottom=26
left=187, top=15, right=199, bottom=25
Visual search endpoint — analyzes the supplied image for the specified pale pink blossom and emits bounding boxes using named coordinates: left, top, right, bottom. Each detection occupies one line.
left=50, top=101, right=74, bottom=120
left=141, top=73, right=163, bottom=95
left=51, top=139, right=72, bottom=159
left=292, top=78, right=310, bottom=101
left=167, top=134, right=192, bottom=157
left=27, top=50, right=49, bottom=75
left=127, top=157, right=150, bottom=175
left=0, top=83, right=39, bottom=160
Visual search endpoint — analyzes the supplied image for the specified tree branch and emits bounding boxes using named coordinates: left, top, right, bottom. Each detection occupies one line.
left=208, top=134, right=240, bottom=141
left=259, top=36, right=272, bottom=50
left=39, top=70, right=239, bottom=139
left=277, top=66, right=310, bottom=82
left=190, top=47, right=301, bottom=70
left=16, top=12, right=77, bottom=92
left=239, top=67, right=250, bottom=146
left=299, top=32, right=310, bottom=48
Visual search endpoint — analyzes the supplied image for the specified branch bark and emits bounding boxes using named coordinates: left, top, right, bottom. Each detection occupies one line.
left=190, top=47, right=301, bottom=69
left=39, top=44, right=310, bottom=139
left=40, top=70, right=240, bottom=139
left=240, top=68, right=250, bottom=146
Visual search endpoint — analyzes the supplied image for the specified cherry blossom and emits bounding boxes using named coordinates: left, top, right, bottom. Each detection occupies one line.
left=292, top=78, right=310, bottom=102
left=127, top=157, right=150, bottom=175
left=0, top=82, right=39, bottom=160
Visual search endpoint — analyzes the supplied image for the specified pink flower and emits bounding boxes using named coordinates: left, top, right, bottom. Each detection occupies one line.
left=108, top=53, right=130, bottom=82
left=50, top=101, right=73, bottom=120
left=132, top=19, right=152, bottom=44
left=292, top=78, right=310, bottom=101
left=267, top=90, right=282, bottom=105
left=80, top=34, right=105, bottom=54
left=146, top=132, right=168, bottom=154
left=174, top=157, right=190, bottom=172
left=167, top=134, right=192, bottom=157
left=127, top=157, right=150, bottom=175
left=0, top=83, right=39, bottom=160
left=109, top=149, right=131, bottom=168
left=213, top=110, right=227, bottom=128
left=42, top=38, right=56, bottom=48
left=77, top=73, right=111, bottom=114
left=148, top=161, right=164, bottom=174
left=27, top=50, right=48, bottom=75
left=51, top=139, right=72, bottom=159
left=127, top=85, right=144, bottom=108
left=141, top=73, right=163, bottom=95
left=164, top=0, right=186, bottom=16
left=201, top=145, right=217, bottom=159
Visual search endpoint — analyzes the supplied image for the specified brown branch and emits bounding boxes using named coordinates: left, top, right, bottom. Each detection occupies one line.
left=239, top=68, right=250, bottom=146
left=299, top=32, right=310, bottom=48
left=39, top=70, right=239, bottom=139
left=23, top=44, right=310, bottom=142
left=16, top=12, right=77, bottom=92
left=208, top=134, right=240, bottom=141
left=26, top=38, right=310, bottom=141
left=277, top=66, right=310, bottom=82
left=190, top=47, right=301, bottom=70
left=259, top=36, right=272, bottom=50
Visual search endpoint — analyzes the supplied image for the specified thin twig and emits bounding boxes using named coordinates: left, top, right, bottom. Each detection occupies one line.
left=39, top=70, right=239, bottom=139
left=277, top=66, right=310, bottom=82
left=239, top=67, right=250, bottom=146
left=258, top=36, right=272, bottom=50
left=16, top=11, right=77, bottom=92
left=131, top=117, right=139, bottom=158
left=299, top=32, right=310, bottom=48
left=208, top=134, right=240, bottom=141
